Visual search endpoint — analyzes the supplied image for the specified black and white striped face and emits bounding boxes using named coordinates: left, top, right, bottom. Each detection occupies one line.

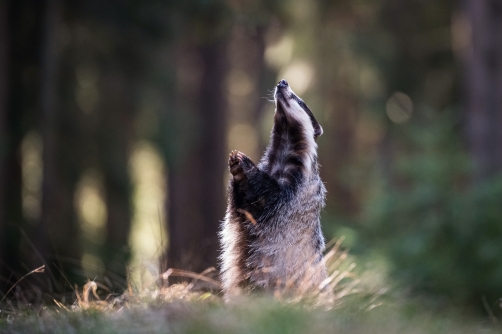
left=274, top=79, right=323, bottom=140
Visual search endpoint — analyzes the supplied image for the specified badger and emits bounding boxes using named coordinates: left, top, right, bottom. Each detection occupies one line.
left=220, top=79, right=328, bottom=299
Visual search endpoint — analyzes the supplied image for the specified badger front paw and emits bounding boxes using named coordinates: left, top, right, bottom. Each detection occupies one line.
left=229, top=150, right=253, bottom=181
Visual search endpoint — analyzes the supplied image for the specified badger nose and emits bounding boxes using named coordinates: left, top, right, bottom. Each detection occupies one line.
left=278, top=79, right=288, bottom=88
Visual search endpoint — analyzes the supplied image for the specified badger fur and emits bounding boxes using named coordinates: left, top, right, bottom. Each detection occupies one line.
left=220, top=79, right=328, bottom=298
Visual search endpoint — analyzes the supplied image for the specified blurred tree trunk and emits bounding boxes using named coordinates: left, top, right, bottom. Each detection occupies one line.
left=166, top=38, right=228, bottom=274
left=320, top=93, right=359, bottom=216
left=315, top=18, right=359, bottom=218
left=37, top=0, right=83, bottom=289
left=0, top=0, right=34, bottom=294
left=1, top=116, right=23, bottom=293
left=463, top=0, right=502, bottom=180
left=0, top=0, right=10, bottom=293
left=98, top=71, right=134, bottom=289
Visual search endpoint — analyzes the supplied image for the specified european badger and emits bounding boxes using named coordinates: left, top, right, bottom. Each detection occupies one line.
left=220, top=79, right=328, bottom=298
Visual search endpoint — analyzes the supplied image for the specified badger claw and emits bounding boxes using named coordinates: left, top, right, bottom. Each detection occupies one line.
left=229, top=150, right=252, bottom=181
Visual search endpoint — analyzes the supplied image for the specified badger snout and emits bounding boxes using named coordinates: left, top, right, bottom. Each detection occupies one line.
left=275, top=79, right=292, bottom=101
left=277, top=79, right=288, bottom=88
left=274, top=79, right=291, bottom=105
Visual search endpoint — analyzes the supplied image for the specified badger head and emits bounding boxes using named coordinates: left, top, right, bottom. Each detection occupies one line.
left=274, top=79, right=323, bottom=140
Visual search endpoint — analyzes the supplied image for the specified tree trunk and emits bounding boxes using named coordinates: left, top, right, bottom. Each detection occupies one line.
left=37, top=0, right=83, bottom=290
left=166, top=37, right=228, bottom=274
left=462, top=0, right=502, bottom=180
left=98, top=71, right=134, bottom=290
left=0, top=0, right=30, bottom=294
left=0, top=0, right=9, bottom=294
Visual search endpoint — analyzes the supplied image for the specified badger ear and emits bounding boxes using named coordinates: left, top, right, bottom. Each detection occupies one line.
left=314, top=125, right=323, bottom=138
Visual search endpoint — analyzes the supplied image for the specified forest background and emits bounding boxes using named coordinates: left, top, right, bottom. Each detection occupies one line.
left=1, top=0, right=502, bottom=317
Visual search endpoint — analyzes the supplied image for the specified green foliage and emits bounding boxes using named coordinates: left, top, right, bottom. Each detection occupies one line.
left=364, top=113, right=502, bottom=310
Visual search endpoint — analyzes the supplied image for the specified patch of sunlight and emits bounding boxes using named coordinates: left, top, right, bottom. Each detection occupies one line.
left=227, top=69, right=254, bottom=97
left=278, top=61, right=314, bottom=95
left=265, top=35, right=294, bottom=70
left=227, top=123, right=258, bottom=161
left=75, top=169, right=107, bottom=243
left=451, top=12, right=471, bottom=60
left=386, top=92, right=413, bottom=124
left=129, top=141, right=167, bottom=289
left=81, top=253, right=105, bottom=278
left=21, top=131, right=43, bottom=222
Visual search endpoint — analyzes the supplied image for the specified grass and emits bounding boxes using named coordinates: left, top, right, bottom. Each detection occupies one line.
left=0, top=241, right=501, bottom=333
left=0, top=287, right=499, bottom=334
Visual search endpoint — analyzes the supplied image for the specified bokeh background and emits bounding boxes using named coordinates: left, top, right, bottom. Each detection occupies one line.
left=1, top=0, right=501, bottom=314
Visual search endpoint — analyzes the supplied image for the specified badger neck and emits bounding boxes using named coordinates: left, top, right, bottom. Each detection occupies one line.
left=262, top=110, right=318, bottom=184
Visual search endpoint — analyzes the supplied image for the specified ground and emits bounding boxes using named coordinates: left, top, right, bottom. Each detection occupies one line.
left=0, top=281, right=499, bottom=334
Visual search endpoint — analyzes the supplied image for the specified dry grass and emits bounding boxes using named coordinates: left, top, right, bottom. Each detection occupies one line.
left=67, top=238, right=361, bottom=311
left=0, top=240, right=500, bottom=333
